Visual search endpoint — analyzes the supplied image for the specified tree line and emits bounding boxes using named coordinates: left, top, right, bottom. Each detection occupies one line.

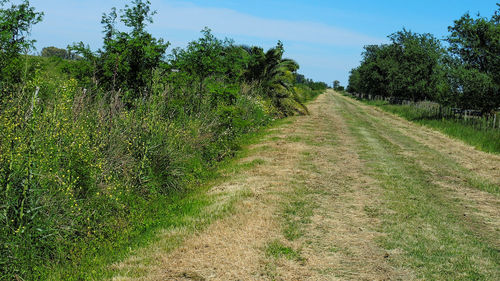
left=347, top=4, right=500, bottom=114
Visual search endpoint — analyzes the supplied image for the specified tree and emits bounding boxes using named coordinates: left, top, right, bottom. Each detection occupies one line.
left=352, top=44, right=393, bottom=97
left=170, top=28, right=226, bottom=91
left=167, top=28, right=244, bottom=112
left=0, top=0, right=43, bottom=92
left=347, top=67, right=361, bottom=93
left=41, top=46, right=78, bottom=59
left=447, top=5, right=500, bottom=112
left=447, top=65, right=499, bottom=112
left=388, top=29, right=446, bottom=101
left=333, top=80, right=344, bottom=91
left=448, top=6, right=500, bottom=77
left=333, top=80, right=340, bottom=90
left=70, top=0, right=169, bottom=102
left=347, top=29, right=447, bottom=102
left=243, top=41, right=307, bottom=116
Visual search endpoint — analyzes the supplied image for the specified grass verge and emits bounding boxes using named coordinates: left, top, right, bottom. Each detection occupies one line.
left=361, top=99, right=500, bottom=154
left=337, top=95, right=500, bottom=280
left=46, top=118, right=289, bottom=280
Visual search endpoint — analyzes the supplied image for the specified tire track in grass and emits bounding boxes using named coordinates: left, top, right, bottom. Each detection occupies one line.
left=110, top=92, right=402, bottom=280
left=334, top=93, right=500, bottom=280
left=110, top=91, right=498, bottom=280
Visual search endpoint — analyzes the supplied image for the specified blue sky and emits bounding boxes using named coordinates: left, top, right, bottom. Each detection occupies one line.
left=27, top=0, right=498, bottom=86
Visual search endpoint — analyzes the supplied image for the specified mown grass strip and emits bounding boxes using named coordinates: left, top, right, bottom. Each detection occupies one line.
left=360, top=99, right=500, bottom=154
left=336, top=95, right=500, bottom=280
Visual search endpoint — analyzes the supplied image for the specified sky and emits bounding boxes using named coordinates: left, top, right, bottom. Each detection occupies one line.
left=26, top=0, right=498, bottom=86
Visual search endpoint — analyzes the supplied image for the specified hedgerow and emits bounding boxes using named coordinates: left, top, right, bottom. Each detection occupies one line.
left=0, top=1, right=326, bottom=279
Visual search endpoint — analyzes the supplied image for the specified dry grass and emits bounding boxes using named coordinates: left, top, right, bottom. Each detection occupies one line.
left=111, top=92, right=405, bottom=280
left=110, top=91, right=499, bottom=280
left=111, top=112, right=309, bottom=280
left=272, top=93, right=411, bottom=280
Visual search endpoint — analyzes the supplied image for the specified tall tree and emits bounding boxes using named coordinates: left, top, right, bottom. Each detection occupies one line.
left=447, top=5, right=500, bottom=112
left=70, top=0, right=169, bottom=102
left=333, top=80, right=340, bottom=90
left=348, top=29, right=447, bottom=102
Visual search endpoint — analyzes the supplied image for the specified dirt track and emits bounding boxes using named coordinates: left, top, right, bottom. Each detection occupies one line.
left=111, top=91, right=500, bottom=280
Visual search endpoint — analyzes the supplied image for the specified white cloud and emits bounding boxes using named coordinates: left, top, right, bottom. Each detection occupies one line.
left=151, top=1, right=384, bottom=47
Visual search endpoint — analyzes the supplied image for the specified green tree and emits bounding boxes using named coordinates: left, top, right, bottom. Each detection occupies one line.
left=348, top=29, right=447, bottom=102
left=41, top=46, right=76, bottom=59
left=167, top=28, right=245, bottom=112
left=170, top=28, right=226, bottom=93
left=388, top=29, right=446, bottom=101
left=333, top=80, right=340, bottom=89
left=352, top=44, right=393, bottom=97
left=448, top=6, right=500, bottom=77
left=447, top=4, right=500, bottom=112
left=243, top=42, right=306, bottom=116
left=0, top=0, right=43, bottom=93
left=448, top=65, right=499, bottom=112
left=347, top=67, right=361, bottom=93
left=70, top=0, right=169, bottom=102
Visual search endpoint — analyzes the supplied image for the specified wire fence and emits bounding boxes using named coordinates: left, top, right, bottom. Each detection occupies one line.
left=346, top=92, right=500, bottom=131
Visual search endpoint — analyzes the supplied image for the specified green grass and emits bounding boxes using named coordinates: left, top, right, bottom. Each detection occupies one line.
left=48, top=189, right=217, bottom=280
left=281, top=188, right=315, bottom=241
left=336, top=95, right=500, bottom=280
left=278, top=153, right=317, bottom=242
left=265, top=240, right=304, bottom=261
left=414, top=119, right=500, bottom=153
left=361, top=99, right=500, bottom=154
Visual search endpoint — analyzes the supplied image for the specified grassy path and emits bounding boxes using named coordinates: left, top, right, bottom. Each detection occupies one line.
left=110, top=91, right=499, bottom=280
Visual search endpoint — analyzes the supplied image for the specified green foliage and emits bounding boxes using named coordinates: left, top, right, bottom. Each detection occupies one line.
left=348, top=4, right=500, bottom=113
left=265, top=240, right=303, bottom=261
left=446, top=5, right=500, bottom=112
left=70, top=0, right=169, bottom=102
left=296, top=74, right=328, bottom=93
left=447, top=65, right=499, bottom=112
left=0, top=3, right=326, bottom=281
left=241, top=41, right=311, bottom=117
left=40, top=46, right=78, bottom=60
left=333, top=80, right=344, bottom=91
left=0, top=1, right=327, bottom=278
left=447, top=6, right=500, bottom=78
left=167, top=28, right=243, bottom=113
left=348, top=29, right=445, bottom=101
left=361, top=99, right=500, bottom=154
left=0, top=0, right=43, bottom=94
